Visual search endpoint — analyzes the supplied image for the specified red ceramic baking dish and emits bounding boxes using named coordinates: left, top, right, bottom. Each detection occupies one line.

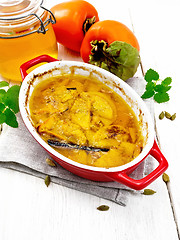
left=19, top=55, right=168, bottom=190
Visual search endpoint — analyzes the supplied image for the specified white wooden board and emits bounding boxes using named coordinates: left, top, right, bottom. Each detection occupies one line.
left=0, top=0, right=180, bottom=239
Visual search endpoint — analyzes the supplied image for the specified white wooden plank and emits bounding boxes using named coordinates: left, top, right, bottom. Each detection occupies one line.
left=0, top=167, right=179, bottom=240
left=0, top=0, right=179, bottom=239
left=129, top=0, right=180, bottom=233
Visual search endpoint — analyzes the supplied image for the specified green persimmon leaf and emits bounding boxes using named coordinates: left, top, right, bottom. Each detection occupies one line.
left=154, top=84, right=171, bottom=93
left=3, top=85, right=20, bottom=113
left=89, top=40, right=140, bottom=81
left=141, top=89, right=155, bottom=99
left=145, top=69, right=159, bottom=82
left=162, top=77, right=172, bottom=86
left=0, top=81, right=9, bottom=88
left=108, top=63, right=124, bottom=79
left=4, top=108, right=18, bottom=128
left=105, top=41, right=122, bottom=56
left=108, top=41, right=140, bottom=67
left=100, top=61, right=109, bottom=71
left=154, top=92, right=170, bottom=103
left=119, top=65, right=138, bottom=81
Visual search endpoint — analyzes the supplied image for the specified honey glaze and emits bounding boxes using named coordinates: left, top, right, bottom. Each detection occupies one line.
left=0, top=23, right=58, bottom=81
left=0, top=0, right=58, bottom=81
left=29, top=74, right=144, bottom=168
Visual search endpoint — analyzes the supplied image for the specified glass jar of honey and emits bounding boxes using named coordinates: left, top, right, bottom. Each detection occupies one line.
left=0, top=0, right=58, bottom=81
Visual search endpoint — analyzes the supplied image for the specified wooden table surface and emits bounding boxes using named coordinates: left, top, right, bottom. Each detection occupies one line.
left=0, top=0, right=180, bottom=239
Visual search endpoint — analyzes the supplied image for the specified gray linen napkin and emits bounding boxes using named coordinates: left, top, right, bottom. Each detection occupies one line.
left=0, top=77, right=154, bottom=206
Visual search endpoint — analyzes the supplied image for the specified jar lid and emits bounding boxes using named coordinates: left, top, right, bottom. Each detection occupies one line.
left=0, top=0, right=44, bottom=20
left=0, top=0, right=55, bottom=37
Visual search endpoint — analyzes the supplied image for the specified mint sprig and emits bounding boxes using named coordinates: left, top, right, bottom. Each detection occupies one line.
left=141, top=69, right=172, bottom=103
left=0, top=81, right=20, bottom=128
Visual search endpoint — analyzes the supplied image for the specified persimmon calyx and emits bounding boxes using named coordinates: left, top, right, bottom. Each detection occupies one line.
left=83, top=16, right=96, bottom=34
left=89, top=40, right=140, bottom=81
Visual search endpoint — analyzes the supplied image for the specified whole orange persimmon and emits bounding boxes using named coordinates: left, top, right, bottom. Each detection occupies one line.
left=51, top=0, right=99, bottom=52
left=80, top=20, right=140, bottom=63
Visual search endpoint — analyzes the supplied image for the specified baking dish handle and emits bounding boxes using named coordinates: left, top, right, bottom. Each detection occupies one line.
left=20, top=55, right=59, bottom=81
left=104, top=140, right=168, bottom=190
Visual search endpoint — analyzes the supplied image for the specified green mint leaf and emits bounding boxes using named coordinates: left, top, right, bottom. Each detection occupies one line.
left=0, top=112, right=6, bottom=124
left=141, top=89, right=155, bottom=99
left=146, top=81, right=156, bottom=91
left=0, top=81, right=9, bottom=88
left=144, top=69, right=159, bottom=82
left=162, top=77, right=172, bottom=86
left=0, top=89, right=6, bottom=101
left=0, top=102, right=6, bottom=112
left=3, top=85, right=20, bottom=114
left=0, top=89, right=6, bottom=94
left=154, top=84, right=171, bottom=93
left=142, top=69, right=171, bottom=103
left=154, top=92, right=170, bottom=103
left=89, top=40, right=140, bottom=81
left=0, top=84, right=20, bottom=128
left=4, top=108, right=18, bottom=128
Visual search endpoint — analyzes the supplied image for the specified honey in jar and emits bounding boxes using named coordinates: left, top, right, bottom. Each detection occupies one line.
left=0, top=0, right=58, bottom=81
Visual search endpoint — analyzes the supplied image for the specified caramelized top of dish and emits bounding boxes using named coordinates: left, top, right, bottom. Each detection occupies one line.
left=29, top=74, right=144, bottom=168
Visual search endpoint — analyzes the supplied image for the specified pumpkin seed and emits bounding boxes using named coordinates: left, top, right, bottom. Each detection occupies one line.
left=170, top=113, right=176, bottom=121
left=165, top=111, right=171, bottom=119
left=46, top=157, right=56, bottom=167
left=162, top=173, right=170, bottom=183
left=45, top=175, right=51, bottom=187
left=142, top=189, right=156, bottom=195
left=97, top=205, right=110, bottom=211
left=159, top=111, right=165, bottom=120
